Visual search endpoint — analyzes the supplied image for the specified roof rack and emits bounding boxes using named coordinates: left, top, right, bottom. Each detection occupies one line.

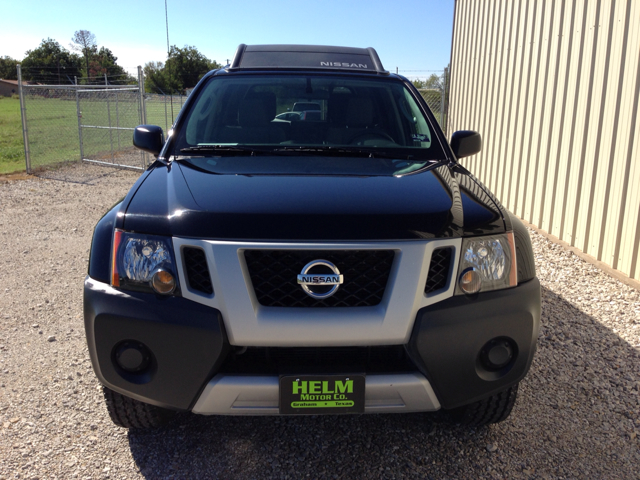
left=229, top=44, right=388, bottom=74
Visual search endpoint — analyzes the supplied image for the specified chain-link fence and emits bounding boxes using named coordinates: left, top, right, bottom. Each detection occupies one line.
left=418, top=88, right=447, bottom=134
left=17, top=66, right=449, bottom=175
left=144, top=93, right=189, bottom=133
left=399, top=68, right=449, bottom=134
left=77, top=86, right=146, bottom=170
left=17, top=85, right=82, bottom=172
left=17, top=65, right=190, bottom=174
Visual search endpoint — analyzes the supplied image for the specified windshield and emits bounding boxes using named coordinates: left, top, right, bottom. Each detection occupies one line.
left=172, top=74, right=446, bottom=175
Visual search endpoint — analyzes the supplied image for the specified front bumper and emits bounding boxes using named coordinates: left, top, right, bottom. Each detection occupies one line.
left=84, top=277, right=228, bottom=410
left=84, top=276, right=540, bottom=413
left=408, top=277, right=541, bottom=409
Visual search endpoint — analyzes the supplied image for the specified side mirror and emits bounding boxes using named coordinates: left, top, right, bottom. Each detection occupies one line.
left=450, top=130, right=482, bottom=158
left=133, top=125, right=165, bottom=156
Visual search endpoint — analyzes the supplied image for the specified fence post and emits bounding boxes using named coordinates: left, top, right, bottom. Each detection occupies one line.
left=137, top=66, right=148, bottom=167
left=105, top=74, right=115, bottom=164
left=75, top=76, right=84, bottom=162
left=164, top=94, right=168, bottom=132
left=115, top=89, right=121, bottom=150
left=440, top=74, right=445, bottom=131
left=138, top=66, right=146, bottom=124
left=17, top=65, right=31, bottom=173
left=443, top=66, right=449, bottom=135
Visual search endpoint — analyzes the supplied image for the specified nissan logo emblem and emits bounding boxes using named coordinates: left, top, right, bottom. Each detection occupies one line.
left=297, top=260, right=344, bottom=299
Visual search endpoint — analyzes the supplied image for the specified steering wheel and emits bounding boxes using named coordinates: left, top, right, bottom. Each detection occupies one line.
left=349, top=132, right=395, bottom=145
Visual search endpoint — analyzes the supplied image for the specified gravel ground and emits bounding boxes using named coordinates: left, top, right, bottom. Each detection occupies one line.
left=0, top=163, right=639, bottom=479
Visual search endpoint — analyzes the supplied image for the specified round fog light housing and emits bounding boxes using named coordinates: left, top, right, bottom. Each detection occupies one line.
left=151, top=269, right=176, bottom=295
left=479, top=337, right=517, bottom=371
left=459, top=268, right=481, bottom=294
left=114, top=341, right=151, bottom=373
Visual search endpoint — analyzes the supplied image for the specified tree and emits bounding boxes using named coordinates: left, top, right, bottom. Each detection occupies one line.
left=144, top=45, right=221, bottom=94
left=89, top=47, right=136, bottom=84
left=21, top=38, right=83, bottom=84
left=143, top=61, right=169, bottom=93
left=167, top=45, right=221, bottom=91
left=413, top=73, right=447, bottom=91
left=71, top=30, right=97, bottom=81
left=424, top=73, right=443, bottom=90
left=0, top=56, right=19, bottom=80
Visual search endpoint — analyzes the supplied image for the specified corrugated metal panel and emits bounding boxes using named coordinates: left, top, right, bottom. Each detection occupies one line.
left=448, top=0, right=640, bottom=279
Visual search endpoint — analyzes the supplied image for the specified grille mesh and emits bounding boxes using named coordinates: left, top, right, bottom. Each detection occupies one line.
left=244, top=250, right=394, bottom=307
left=424, top=247, right=452, bottom=294
left=183, top=247, right=213, bottom=295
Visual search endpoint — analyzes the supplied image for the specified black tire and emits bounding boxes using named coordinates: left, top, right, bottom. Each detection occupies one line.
left=447, top=384, right=519, bottom=427
left=103, top=386, right=176, bottom=429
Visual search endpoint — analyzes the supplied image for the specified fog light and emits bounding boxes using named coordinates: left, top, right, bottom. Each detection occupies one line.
left=151, top=269, right=176, bottom=294
left=114, top=341, right=151, bottom=373
left=479, top=338, right=516, bottom=371
left=459, top=268, right=481, bottom=294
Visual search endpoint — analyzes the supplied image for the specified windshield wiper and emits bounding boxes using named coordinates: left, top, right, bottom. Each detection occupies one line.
left=179, top=146, right=274, bottom=156
left=179, top=145, right=446, bottom=169
left=271, top=146, right=431, bottom=161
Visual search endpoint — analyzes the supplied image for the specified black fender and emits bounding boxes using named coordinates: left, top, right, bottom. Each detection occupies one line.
left=88, top=201, right=122, bottom=283
left=509, top=214, right=536, bottom=283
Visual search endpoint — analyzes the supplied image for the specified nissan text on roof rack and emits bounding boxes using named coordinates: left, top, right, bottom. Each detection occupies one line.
left=84, top=44, right=541, bottom=429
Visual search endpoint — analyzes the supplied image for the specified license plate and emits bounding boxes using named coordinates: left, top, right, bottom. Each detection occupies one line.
left=279, top=374, right=365, bottom=414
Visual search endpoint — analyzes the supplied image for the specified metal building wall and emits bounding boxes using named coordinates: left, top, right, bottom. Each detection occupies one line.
left=448, top=0, right=640, bottom=279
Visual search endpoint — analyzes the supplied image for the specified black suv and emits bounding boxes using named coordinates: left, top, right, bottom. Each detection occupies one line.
left=84, top=45, right=540, bottom=429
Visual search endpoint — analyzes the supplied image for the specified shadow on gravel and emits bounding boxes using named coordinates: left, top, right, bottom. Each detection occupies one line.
left=31, top=158, right=145, bottom=185
left=126, top=285, right=640, bottom=479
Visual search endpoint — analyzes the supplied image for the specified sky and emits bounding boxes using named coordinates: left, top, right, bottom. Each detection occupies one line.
left=0, top=0, right=454, bottom=80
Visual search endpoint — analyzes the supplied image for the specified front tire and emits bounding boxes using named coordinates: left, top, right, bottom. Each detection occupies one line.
left=103, top=386, right=176, bottom=429
left=447, top=384, right=519, bottom=426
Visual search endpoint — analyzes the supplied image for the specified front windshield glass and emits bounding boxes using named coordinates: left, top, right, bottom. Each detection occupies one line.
left=172, top=74, right=445, bottom=175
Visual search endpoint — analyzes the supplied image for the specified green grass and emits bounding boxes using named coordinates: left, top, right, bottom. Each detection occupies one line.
left=0, top=92, right=185, bottom=174
left=0, top=97, right=26, bottom=174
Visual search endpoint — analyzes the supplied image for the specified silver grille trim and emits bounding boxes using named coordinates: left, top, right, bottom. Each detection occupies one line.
left=173, top=239, right=461, bottom=346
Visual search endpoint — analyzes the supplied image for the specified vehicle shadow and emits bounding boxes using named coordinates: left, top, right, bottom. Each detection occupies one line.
left=127, top=285, right=640, bottom=479
left=31, top=158, right=143, bottom=185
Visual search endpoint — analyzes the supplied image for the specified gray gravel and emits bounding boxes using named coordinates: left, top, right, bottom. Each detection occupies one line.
left=1, top=163, right=639, bottom=479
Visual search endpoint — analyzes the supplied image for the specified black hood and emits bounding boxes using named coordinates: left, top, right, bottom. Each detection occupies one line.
left=121, top=161, right=505, bottom=240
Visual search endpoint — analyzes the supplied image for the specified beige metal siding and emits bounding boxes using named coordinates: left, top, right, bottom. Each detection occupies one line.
left=448, top=0, right=640, bottom=279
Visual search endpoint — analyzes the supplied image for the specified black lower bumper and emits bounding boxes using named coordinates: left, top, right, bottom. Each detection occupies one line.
left=407, top=278, right=541, bottom=409
left=84, top=277, right=229, bottom=410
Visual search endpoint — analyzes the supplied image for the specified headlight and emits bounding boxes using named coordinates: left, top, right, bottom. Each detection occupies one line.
left=455, top=232, right=517, bottom=295
left=111, top=230, right=179, bottom=295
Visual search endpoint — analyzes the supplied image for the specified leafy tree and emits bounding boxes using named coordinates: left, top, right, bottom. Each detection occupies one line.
left=71, top=30, right=97, bottom=81
left=0, top=56, right=19, bottom=80
left=144, top=45, right=222, bottom=94
left=420, top=73, right=443, bottom=90
left=21, top=38, right=83, bottom=84
left=143, top=61, right=169, bottom=93
left=89, top=47, right=136, bottom=84
left=413, top=72, right=449, bottom=91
